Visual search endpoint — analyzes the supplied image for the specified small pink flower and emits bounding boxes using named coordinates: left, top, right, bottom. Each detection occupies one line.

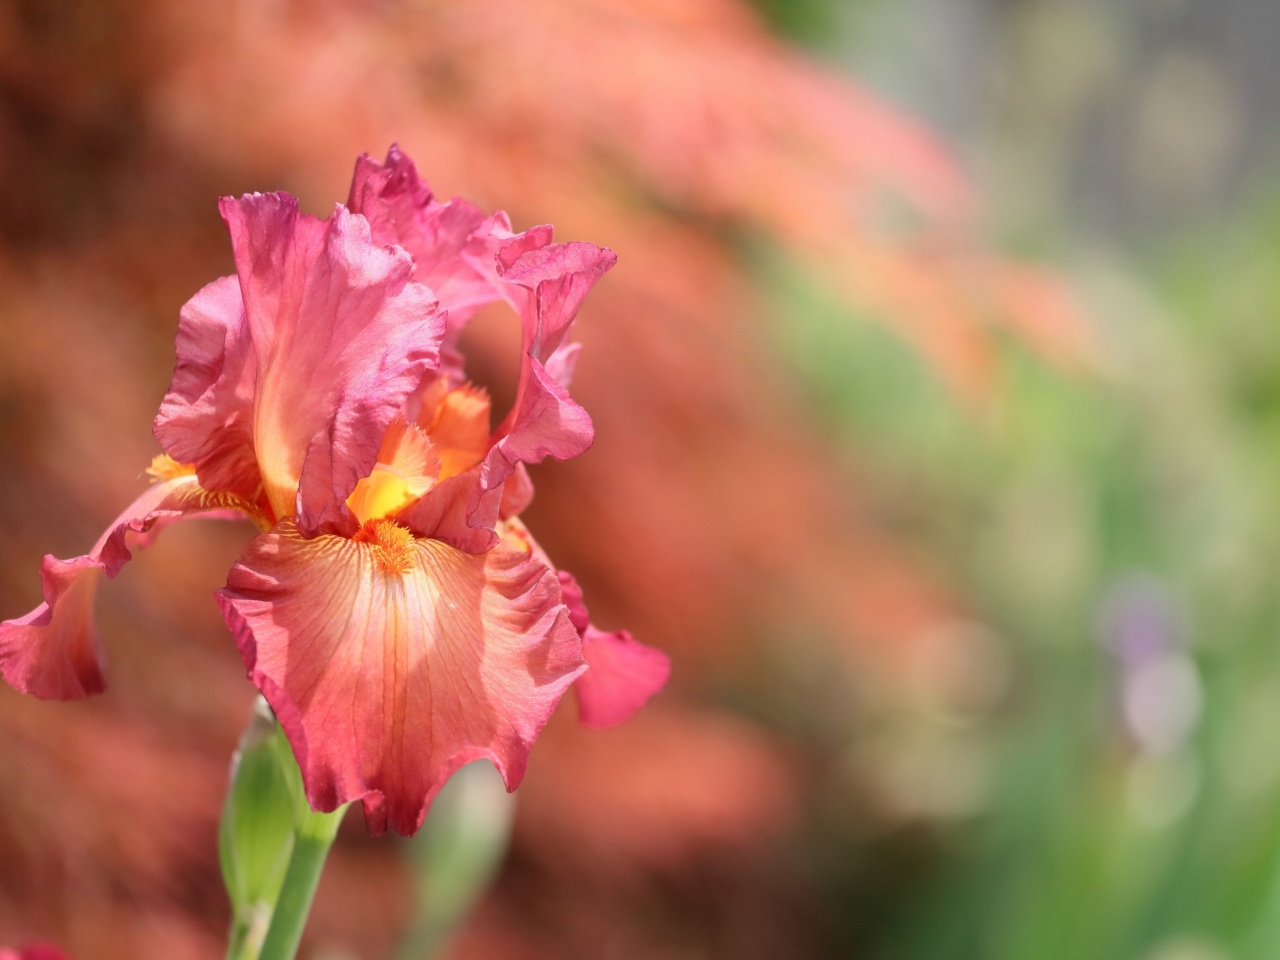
left=1, top=147, right=668, bottom=835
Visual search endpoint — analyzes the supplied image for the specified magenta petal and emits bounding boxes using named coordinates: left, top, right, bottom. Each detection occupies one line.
left=555, top=569, right=591, bottom=635
left=218, top=521, right=586, bottom=836
left=0, top=473, right=256, bottom=699
left=544, top=340, right=582, bottom=389
left=499, top=463, right=535, bottom=520
left=555, top=571, right=669, bottom=729
left=347, top=146, right=522, bottom=387
left=479, top=359, right=594, bottom=499
left=0, top=557, right=104, bottom=700
left=577, top=626, right=672, bottom=731
left=502, top=360, right=595, bottom=461
left=216, top=193, right=445, bottom=531
left=397, top=467, right=500, bottom=555
left=465, top=238, right=614, bottom=506
left=498, top=238, right=617, bottom=363
left=346, top=147, right=611, bottom=531
left=347, top=146, right=515, bottom=357
left=153, top=275, right=260, bottom=502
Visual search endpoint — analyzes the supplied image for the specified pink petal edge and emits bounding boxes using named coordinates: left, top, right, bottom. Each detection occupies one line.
left=153, top=274, right=262, bottom=503
left=577, top=626, right=673, bottom=731
left=472, top=237, right=616, bottom=506
left=555, top=571, right=670, bottom=729
left=0, top=473, right=255, bottom=700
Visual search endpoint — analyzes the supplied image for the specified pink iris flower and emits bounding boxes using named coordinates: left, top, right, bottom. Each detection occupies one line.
left=0, top=147, right=669, bottom=836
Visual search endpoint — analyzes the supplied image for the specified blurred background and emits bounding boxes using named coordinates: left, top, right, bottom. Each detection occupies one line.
left=2, top=0, right=1279, bottom=957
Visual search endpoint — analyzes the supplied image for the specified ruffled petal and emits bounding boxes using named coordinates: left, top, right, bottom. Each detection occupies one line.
left=153, top=275, right=262, bottom=504
left=498, top=238, right=618, bottom=365
left=544, top=340, right=582, bottom=389
left=347, top=146, right=516, bottom=381
left=555, top=569, right=592, bottom=634
left=499, top=462, right=535, bottom=520
left=218, top=520, right=586, bottom=836
left=478, top=359, right=595, bottom=498
left=0, top=557, right=104, bottom=700
left=218, top=193, right=445, bottom=531
left=470, top=238, right=615, bottom=501
left=347, top=148, right=614, bottom=536
left=0, top=467, right=262, bottom=699
left=556, top=571, right=670, bottom=730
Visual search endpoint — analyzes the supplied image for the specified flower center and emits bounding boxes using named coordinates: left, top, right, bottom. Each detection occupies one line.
left=345, top=383, right=494, bottom=527
left=352, top=519, right=417, bottom=575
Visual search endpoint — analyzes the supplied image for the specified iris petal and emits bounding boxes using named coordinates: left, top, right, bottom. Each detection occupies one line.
left=153, top=275, right=261, bottom=503
left=218, top=520, right=586, bottom=836
left=0, top=469, right=261, bottom=699
left=347, top=146, right=518, bottom=382
left=577, top=626, right=673, bottom=731
left=157, top=192, right=446, bottom=533
left=556, top=571, right=670, bottom=729
left=221, top=195, right=446, bottom=533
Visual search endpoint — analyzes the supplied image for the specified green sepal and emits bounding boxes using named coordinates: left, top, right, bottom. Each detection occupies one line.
left=220, top=698, right=346, bottom=960
left=219, top=699, right=301, bottom=959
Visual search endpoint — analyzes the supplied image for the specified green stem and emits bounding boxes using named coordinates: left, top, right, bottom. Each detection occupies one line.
left=257, top=815, right=344, bottom=960
left=220, top=700, right=347, bottom=960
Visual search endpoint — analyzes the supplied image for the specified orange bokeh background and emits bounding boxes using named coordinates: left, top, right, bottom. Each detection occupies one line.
left=0, top=1, right=1089, bottom=957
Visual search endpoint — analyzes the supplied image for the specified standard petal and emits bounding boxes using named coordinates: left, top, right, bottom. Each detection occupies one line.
left=0, top=468, right=261, bottom=699
left=499, top=462, right=535, bottom=520
left=544, top=340, right=582, bottom=389
left=218, top=520, right=586, bottom=836
left=497, top=238, right=617, bottom=365
left=349, top=149, right=612, bottom=529
left=347, top=146, right=515, bottom=329
left=479, top=359, right=594, bottom=499
left=555, top=571, right=669, bottom=729
left=153, top=275, right=263, bottom=504
left=218, top=193, right=446, bottom=531
left=348, top=147, right=524, bottom=386
left=469, top=237, right=615, bottom=501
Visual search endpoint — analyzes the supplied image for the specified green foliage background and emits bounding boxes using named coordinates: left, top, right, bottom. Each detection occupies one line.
left=750, top=1, right=1280, bottom=957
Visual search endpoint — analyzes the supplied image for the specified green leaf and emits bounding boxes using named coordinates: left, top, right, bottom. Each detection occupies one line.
left=394, top=761, right=516, bottom=960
